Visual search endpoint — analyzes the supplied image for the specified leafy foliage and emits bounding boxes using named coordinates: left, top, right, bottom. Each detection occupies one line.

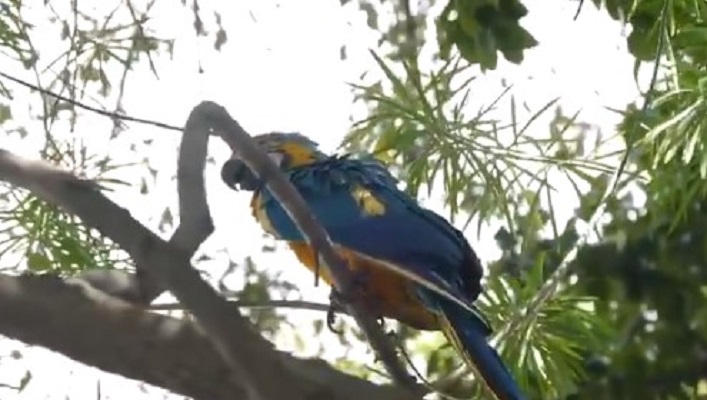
left=593, top=0, right=707, bottom=225
left=0, top=0, right=706, bottom=399
left=490, top=182, right=707, bottom=399
left=0, top=0, right=30, bottom=62
left=0, top=190, right=121, bottom=274
left=342, top=0, right=537, bottom=70
left=437, top=0, right=538, bottom=70
left=340, top=5, right=618, bottom=398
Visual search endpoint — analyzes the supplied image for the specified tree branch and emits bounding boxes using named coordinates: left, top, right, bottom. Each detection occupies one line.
left=188, top=101, right=421, bottom=393
left=0, top=70, right=203, bottom=307
left=0, top=148, right=302, bottom=399
left=0, top=273, right=412, bottom=400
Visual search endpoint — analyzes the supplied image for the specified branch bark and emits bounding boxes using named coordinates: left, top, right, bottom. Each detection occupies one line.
left=0, top=273, right=412, bottom=400
left=0, top=148, right=299, bottom=399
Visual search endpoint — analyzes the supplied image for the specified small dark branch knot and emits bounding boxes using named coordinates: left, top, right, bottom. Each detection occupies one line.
left=326, top=306, right=344, bottom=335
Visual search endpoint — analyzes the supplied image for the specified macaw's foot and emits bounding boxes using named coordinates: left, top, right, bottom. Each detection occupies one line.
left=326, top=270, right=382, bottom=334
left=326, top=290, right=344, bottom=334
left=329, top=269, right=371, bottom=308
left=327, top=287, right=348, bottom=314
left=326, top=287, right=361, bottom=335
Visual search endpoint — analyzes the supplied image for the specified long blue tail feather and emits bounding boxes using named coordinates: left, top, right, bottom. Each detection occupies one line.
left=437, top=298, right=525, bottom=400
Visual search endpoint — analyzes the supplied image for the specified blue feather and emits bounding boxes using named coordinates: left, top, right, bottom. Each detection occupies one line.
left=258, top=156, right=480, bottom=306
left=438, top=297, right=526, bottom=400
left=255, top=154, right=525, bottom=399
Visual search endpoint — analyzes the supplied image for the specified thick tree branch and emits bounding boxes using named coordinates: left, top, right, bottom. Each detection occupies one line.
left=0, top=273, right=412, bottom=400
left=187, top=101, right=421, bottom=393
left=0, top=149, right=304, bottom=400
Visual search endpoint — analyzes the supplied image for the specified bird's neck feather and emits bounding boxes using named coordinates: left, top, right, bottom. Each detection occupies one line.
left=280, top=142, right=327, bottom=168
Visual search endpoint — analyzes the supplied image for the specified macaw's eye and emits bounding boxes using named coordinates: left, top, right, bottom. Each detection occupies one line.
left=267, top=151, right=285, bottom=167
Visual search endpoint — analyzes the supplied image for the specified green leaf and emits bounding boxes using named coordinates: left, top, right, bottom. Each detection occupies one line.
left=26, top=252, right=51, bottom=272
left=0, top=103, right=11, bottom=124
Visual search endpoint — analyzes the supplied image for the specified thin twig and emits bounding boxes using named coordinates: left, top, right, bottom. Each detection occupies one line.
left=0, top=69, right=182, bottom=132
left=391, top=330, right=465, bottom=400
left=150, top=299, right=334, bottom=313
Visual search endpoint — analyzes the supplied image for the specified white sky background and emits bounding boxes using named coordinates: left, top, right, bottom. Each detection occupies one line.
left=0, top=0, right=650, bottom=398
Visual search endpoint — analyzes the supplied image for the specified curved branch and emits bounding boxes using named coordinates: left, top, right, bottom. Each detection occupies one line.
left=73, top=93, right=213, bottom=306
left=123, top=97, right=216, bottom=304
left=0, top=273, right=411, bottom=400
left=187, top=101, right=421, bottom=394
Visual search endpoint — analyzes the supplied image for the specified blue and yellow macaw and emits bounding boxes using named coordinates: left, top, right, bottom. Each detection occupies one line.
left=221, top=132, right=525, bottom=400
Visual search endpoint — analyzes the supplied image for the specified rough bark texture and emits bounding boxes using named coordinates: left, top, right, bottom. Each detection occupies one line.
left=0, top=273, right=412, bottom=400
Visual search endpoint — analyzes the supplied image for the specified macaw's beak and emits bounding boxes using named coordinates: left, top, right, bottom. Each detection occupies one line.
left=221, top=158, right=260, bottom=191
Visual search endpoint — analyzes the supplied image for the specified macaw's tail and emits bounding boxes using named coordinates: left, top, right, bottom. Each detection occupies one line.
left=438, top=299, right=525, bottom=400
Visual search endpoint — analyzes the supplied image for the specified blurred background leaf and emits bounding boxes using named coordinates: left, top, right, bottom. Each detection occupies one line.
left=1, top=0, right=707, bottom=399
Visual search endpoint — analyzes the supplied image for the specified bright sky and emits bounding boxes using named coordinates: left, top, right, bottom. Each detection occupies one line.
left=0, top=0, right=649, bottom=399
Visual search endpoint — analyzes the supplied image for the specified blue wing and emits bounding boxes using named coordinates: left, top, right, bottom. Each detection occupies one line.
left=256, top=155, right=528, bottom=399
left=257, top=155, right=485, bottom=318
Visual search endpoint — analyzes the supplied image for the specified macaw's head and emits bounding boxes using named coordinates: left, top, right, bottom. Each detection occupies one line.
left=221, top=132, right=327, bottom=191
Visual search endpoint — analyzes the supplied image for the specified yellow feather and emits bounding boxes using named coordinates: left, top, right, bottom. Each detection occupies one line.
left=351, top=185, right=386, bottom=216
left=278, top=142, right=317, bottom=167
